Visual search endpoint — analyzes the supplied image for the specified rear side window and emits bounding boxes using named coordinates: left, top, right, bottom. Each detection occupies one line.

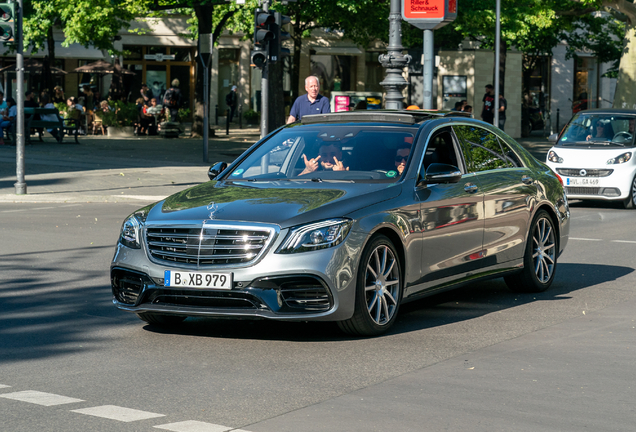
left=454, top=125, right=517, bottom=172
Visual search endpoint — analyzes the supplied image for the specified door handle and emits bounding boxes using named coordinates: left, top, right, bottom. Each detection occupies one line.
left=521, top=175, right=533, bottom=185
left=464, top=183, right=479, bottom=193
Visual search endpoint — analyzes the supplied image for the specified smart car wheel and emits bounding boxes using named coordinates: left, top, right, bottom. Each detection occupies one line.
left=137, top=313, right=186, bottom=327
left=504, top=210, right=557, bottom=293
left=623, top=174, right=636, bottom=209
left=338, top=235, right=402, bottom=336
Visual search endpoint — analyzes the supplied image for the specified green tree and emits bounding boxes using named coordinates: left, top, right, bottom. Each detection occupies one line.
left=23, top=0, right=146, bottom=95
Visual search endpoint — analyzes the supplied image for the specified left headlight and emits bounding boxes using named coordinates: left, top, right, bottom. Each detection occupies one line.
left=607, top=152, right=632, bottom=164
left=119, top=214, right=143, bottom=249
left=547, top=150, right=563, bottom=164
left=277, top=219, right=352, bottom=254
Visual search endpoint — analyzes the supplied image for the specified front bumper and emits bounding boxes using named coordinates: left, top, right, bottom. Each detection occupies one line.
left=547, top=162, right=636, bottom=201
left=110, top=230, right=365, bottom=322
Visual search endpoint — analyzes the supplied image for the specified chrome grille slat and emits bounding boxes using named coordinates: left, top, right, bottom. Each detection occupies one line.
left=557, top=168, right=614, bottom=177
left=146, top=225, right=273, bottom=267
left=565, top=187, right=601, bottom=195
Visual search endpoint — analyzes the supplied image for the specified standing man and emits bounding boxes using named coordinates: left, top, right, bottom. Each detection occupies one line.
left=163, top=79, right=182, bottom=122
left=287, top=76, right=331, bottom=123
left=481, top=84, right=495, bottom=124
left=497, top=93, right=507, bottom=131
left=226, top=85, right=238, bottom=123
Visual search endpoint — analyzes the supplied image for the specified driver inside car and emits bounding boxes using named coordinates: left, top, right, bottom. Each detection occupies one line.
left=300, top=142, right=349, bottom=175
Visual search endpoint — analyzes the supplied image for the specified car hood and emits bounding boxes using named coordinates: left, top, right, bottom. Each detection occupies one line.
left=148, top=180, right=402, bottom=227
left=548, top=146, right=635, bottom=168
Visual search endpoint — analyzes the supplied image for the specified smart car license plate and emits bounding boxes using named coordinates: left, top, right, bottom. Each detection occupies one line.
left=566, top=177, right=600, bottom=186
left=164, top=270, right=232, bottom=289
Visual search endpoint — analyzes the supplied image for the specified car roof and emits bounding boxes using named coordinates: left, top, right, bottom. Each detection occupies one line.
left=575, top=108, right=636, bottom=115
left=300, top=110, right=473, bottom=126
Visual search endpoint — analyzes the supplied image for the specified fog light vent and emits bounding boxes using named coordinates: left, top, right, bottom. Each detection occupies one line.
left=602, top=188, right=621, bottom=197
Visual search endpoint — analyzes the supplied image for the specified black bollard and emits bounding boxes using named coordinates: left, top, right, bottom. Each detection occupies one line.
left=556, top=108, right=560, bottom=133
left=215, top=104, right=218, bottom=126
left=238, top=105, right=243, bottom=129
left=226, top=108, right=230, bottom=135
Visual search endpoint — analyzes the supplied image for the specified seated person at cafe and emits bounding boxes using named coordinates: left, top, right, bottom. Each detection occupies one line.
left=142, top=98, right=163, bottom=134
left=0, top=97, right=17, bottom=145
left=39, top=94, right=62, bottom=142
left=300, top=142, right=349, bottom=175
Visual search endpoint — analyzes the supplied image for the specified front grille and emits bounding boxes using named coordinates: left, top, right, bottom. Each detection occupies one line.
left=557, top=168, right=613, bottom=177
left=251, top=275, right=333, bottom=312
left=146, top=225, right=273, bottom=267
left=565, top=187, right=601, bottom=195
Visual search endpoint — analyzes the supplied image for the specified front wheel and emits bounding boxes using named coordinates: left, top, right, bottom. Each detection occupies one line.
left=623, top=174, right=636, bottom=209
left=338, top=235, right=402, bottom=337
left=504, top=210, right=557, bottom=293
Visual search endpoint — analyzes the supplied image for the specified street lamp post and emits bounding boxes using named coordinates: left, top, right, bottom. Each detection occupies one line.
left=379, top=0, right=411, bottom=110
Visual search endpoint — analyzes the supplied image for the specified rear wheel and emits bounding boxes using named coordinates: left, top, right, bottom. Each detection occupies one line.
left=623, top=174, right=636, bottom=209
left=137, top=313, right=186, bottom=327
left=505, top=210, right=557, bottom=293
left=338, top=235, right=402, bottom=337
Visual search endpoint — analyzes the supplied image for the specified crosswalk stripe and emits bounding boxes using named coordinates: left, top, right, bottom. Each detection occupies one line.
left=154, top=420, right=237, bottom=432
left=0, top=390, right=84, bottom=406
left=71, top=405, right=165, bottom=422
left=0, top=384, right=11, bottom=389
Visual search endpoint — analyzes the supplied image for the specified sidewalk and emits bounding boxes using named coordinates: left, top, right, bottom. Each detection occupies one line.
left=0, top=127, right=261, bottom=204
left=0, top=129, right=551, bottom=204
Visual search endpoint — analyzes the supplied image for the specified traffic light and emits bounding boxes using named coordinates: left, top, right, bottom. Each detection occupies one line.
left=250, top=9, right=275, bottom=69
left=268, top=12, right=291, bottom=64
left=0, top=2, right=16, bottom=44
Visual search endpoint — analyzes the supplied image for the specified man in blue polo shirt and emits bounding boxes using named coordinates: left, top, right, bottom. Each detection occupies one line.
left=287, top=75, right=331, bottom=123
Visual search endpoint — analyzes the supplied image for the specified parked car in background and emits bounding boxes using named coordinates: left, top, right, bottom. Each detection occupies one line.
left=111, top=110, right=570, bottom=336
left=546, top=109, right=636, bottom=208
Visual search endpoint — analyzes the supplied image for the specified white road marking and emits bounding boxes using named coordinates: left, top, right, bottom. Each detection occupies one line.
left=611, top=240, right=636, bottom=244
left=154, top=420, right=248, bottom=432
left=0, top=384, right=11, bottom=389
left=0, top=390, right=84, bottom=406
left=71, top=405, right=165, bottom=422
left=569, top=237, right=602, bottom=241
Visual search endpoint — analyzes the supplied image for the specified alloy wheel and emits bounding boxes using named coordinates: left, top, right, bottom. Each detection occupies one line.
left=364, top=244, right=400, bottom=326
left=532, top=217, right=556, bottom=283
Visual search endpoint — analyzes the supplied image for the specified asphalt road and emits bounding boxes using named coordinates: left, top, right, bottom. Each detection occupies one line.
left=1, top=200, right=635, bottom=432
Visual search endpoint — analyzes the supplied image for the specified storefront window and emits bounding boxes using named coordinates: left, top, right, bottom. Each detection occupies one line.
left=172, top=47, right=193, bottom=62
left=123, top=45, right=143, bottom=60
left=365, top=52, right=384, bottom=93
left=310, top=54, right=356, bottom=100
left=573, top=56, right=599, bottom=113
left=148, top=46, right=167, bottom=56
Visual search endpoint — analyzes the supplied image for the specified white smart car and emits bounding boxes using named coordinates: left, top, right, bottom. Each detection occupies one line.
left=546, top=109, right=636, bottom=208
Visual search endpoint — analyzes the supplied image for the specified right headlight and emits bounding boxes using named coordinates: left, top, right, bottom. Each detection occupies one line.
left=118, top=205, right=153, bottom=249
left=547, top=150, right=563, bottom=164
left=277, top=219, right=352, bottom=254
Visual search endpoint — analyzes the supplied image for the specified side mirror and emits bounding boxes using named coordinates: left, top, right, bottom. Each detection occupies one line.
left=547, top=133, right=558, bottom=143
left=420, top=163, right=462, bottom=185
left=208, top=162, right=228, bottom=180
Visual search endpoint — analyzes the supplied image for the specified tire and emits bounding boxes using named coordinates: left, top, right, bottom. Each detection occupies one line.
left=137, top=313, right=186, bottom=327
left=623, top=174, right=636, bottom=209
left=338, top=235, right=403, bottom=337
left=504, top=210, right=557, bottom=293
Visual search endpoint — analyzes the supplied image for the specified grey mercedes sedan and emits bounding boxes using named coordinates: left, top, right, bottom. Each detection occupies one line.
left=111, top=111, right=570, bottom=336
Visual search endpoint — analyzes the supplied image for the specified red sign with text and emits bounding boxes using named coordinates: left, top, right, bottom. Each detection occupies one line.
left=404, top=0, right=445, bottom=19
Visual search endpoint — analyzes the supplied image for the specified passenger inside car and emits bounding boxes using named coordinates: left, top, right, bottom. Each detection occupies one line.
left=299, top=142, right=349, bottom=175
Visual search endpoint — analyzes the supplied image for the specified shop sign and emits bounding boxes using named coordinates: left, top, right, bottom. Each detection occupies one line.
left=144, top=53, right=176, bottom=62
left=402, top=0, right=457, bottom=30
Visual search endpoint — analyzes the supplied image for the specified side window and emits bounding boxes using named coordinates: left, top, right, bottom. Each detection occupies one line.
left=498, top=137, right=523, bottom=168
left=422, top=129, right=459, bottom=169
left=454, top=125, right=511, bottom=172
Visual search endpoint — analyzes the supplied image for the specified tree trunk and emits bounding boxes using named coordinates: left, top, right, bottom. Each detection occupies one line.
left=290, top=28, right=303, bottom=104
left=613, top=24, right=636, bottom=109
left=192, top=4, right=214, bottom=137
left=43, top=27, right=56, bottom=97
left=267, top=59, right=286, bottom=131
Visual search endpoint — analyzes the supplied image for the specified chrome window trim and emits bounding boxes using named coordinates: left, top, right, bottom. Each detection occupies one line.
left=414, top=122, right=469, bottom=189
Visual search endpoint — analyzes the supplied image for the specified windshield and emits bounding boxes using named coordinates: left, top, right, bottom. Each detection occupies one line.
left=558, top=113, right=636, bottom=147
left=225, top=125, right=418, bottom=182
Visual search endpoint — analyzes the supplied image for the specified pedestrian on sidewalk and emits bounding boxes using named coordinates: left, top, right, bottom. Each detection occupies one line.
left=226, top=85, right=238, bottom=123
left=287, top=75, right=330, bottom=123
left=481, top=84, right=495, bottom=124
left=497, top=93, right=507, bottom=131
left=163, top=79, right=182, bottom=122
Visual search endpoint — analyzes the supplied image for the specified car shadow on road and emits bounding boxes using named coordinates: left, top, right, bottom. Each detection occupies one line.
left=141, top=262, right=633, bottom=341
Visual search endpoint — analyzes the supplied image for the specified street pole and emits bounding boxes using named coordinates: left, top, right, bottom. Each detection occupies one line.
left=494, top=0, right=501, bottom=127
left=422, top=29, right=434, bottom=109
left=15, top=0, right=26, bottom=194
left=199, top=32, right=213, bottom=163
left=379, top=0, right=411, bottom=110
left=260, top=0, right=270, bottom=138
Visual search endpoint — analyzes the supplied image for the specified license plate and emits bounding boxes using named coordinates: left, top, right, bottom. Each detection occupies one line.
left=164, top=270, right=232, bottom=289
left=566, top=177, right=600, bottom=186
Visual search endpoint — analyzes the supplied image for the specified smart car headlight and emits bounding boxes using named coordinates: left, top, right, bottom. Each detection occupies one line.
left=547, top=150, right=563, bottom=164
left=277, top=219, right=352, bottom=254
left=607, top=152, right=632, bottom=165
